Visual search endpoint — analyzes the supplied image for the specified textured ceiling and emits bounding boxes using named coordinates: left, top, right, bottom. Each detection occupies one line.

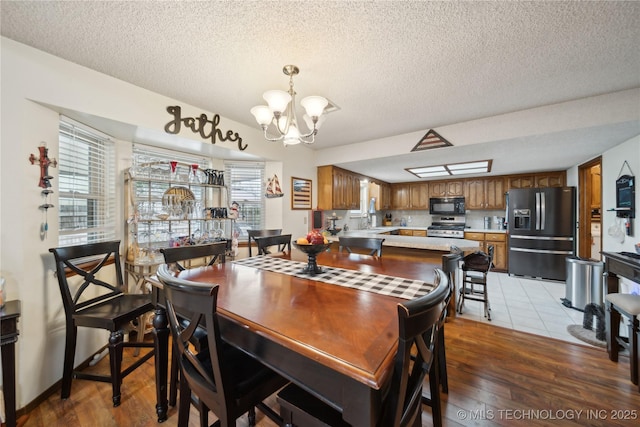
left=2, top=1, right=639, bottom=181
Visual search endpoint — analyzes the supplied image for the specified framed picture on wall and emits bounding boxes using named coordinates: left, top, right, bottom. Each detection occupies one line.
left=291, top=177, right=312, bottom=210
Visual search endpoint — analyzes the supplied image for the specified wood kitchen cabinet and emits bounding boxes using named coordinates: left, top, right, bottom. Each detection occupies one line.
left=391, top=182, right=428, bottom=209
left=464, top=177, right=505, bottom=210
left=507, top=171, right=566, bottom=190
left=317, top=165, right=362, bottom=210
left=464, top=231, right=507, bottom=272
left=535, top=172, right=565, bottom=188
left=429, top=180, right=464, bottom=197
left=369, top=181, right=392, bottom=210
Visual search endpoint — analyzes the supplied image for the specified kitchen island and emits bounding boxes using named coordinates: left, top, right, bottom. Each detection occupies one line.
left=325, top=227, right=480, bottom=252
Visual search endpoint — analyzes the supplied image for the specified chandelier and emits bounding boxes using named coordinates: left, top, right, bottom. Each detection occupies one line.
left=251, top=65, right=328, bottom=146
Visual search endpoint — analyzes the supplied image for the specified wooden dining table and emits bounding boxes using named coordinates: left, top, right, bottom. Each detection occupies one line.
left=150, top=250, right=441, bottom=426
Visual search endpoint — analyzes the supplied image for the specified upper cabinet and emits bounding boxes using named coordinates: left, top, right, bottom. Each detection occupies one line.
left=317, top=165, right=362, bottom=210
left=369, top=181, right=392, bottom=210
left=429, top=180, right=464, bottom=197
left=391, top=182, right=429, bottom=210
left=507, top=171, right=566, bottom=190
left=464, top=177, right=506, bottom=210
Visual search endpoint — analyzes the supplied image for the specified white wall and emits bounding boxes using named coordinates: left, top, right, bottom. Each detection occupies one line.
left=0, top=37, right=313, bottom=409
left=601, top=135, right=640, bottom=253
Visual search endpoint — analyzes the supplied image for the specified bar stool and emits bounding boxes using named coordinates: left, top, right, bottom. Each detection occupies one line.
left=605, top=293, right=640, bottom=391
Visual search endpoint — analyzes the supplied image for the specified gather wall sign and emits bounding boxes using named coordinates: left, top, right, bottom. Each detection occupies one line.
left=164, top=105, right=247, bottom=151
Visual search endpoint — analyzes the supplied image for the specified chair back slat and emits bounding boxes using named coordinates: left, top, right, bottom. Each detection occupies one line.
left=384, top=268, right=449, bottom=426
left=49, top=241, right=124, bottom=315
left=338, top=237, right=385, bottom=256
left=160, top=242, right=227, bottom=271
left=255, top=234, right=292, bottom=255
left=247, top=229, right=283, bottom=257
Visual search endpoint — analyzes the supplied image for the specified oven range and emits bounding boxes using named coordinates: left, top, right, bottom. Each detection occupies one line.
left=427, top=216, right=466, bottom=239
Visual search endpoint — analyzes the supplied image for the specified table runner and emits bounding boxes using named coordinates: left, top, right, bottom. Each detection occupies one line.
left=232, top=256, right=435, bottom=300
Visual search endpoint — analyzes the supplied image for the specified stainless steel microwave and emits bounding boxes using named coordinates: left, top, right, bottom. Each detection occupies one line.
left=429, top=197, right=466, bottom=215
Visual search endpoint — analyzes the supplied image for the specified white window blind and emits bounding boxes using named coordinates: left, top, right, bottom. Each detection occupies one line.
left=224, top=161, right=265, bottom=239
left=58, top=119, right=116, bottom=246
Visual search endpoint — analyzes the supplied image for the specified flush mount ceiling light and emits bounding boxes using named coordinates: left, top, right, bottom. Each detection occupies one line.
left=406, top=160, right=492, bottom=178
left=251, top=65, right=329, bottom=146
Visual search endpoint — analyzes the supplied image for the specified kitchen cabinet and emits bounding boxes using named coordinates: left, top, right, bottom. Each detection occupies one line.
left=507, top=171, right=566, bottom=190
left=391, top=183, right=410, bottom=209
left=369, top=181, right=392, bottom=210
left=125, top=162, right=234, bottom=267
left=391, top=182, right=428, bottom=210
left=464, top=177, right=505, bottom=210
left=318, top=165, right=362, bottom=210
left=464, top=231, right=507, bottom=272
left=398, top=229, right=427, bottom=236
left=535, top=172, right=565, bottom=188
left=429, top=180, right=464, bottom=197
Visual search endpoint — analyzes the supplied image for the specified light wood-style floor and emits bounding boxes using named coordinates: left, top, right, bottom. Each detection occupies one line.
left=16, top=317, right=640, bottom=427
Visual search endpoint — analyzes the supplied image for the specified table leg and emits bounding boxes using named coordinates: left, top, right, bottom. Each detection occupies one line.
left=1, top=340, right=17, bottom=427
left=153, top=306, right=169, bottom=423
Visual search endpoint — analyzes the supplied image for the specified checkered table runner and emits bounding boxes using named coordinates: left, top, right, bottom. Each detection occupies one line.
left=232, top=256, right=435, bottom=300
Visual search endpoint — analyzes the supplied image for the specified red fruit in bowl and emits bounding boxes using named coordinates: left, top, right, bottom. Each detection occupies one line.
left=310, top=233, right=325, bottom=245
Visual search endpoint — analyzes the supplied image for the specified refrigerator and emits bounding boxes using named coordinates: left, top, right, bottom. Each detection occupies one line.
left=508, top=187, right=576, bottom=281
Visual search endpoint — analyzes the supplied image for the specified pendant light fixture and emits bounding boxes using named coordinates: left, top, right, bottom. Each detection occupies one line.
left=251, top=65, right=328, bottom=146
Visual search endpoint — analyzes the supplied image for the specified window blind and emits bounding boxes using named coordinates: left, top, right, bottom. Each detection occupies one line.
left=224, top=161, right=265, bottom=238
left=58, top=119, right=116, bottom=246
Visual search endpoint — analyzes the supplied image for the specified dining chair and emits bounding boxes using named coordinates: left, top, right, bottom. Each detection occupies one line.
left=247, top=229, right=283, bottom=257
left=156, top=264, right=288, bottom=427
left=49, top=240, right=155, bottom=406
left=159, top=242, right=227, bottom=419
left=433, top=252, right=463, bottom=395
left=457, top=245, right=494, bottom=320
left=338, top=236, right=385, bottom=256
left=160, top=241, right=227, bottom=271
left=255, top=234, right=292, bottom=255
left=605, top=293, right=640, bottom=391
left=276, top=268, right=450, bottom=427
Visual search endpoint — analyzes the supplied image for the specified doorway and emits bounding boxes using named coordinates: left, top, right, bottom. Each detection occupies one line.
left=578, top=157, right=602, bottom=260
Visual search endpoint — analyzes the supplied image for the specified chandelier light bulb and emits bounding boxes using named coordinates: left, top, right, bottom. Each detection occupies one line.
left=250, top=106, right=273, bottom=126
left=300, top=96, right=328, bottom=118
left=263, top=90, right=291, bottom=114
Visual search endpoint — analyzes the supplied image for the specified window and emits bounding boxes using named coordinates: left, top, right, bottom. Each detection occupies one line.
left=58, top=119, right=116, bottom=246
left=224, top=161, right=265, bottom=239
left=350, top=180, right=369, bottom=217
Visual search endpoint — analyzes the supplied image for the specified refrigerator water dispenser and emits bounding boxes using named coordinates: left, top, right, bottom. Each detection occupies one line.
left=513, top=209, right=531, bottom=230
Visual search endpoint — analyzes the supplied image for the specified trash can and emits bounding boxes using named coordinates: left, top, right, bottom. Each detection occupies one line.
left=563, top=256, right=604, bottom=311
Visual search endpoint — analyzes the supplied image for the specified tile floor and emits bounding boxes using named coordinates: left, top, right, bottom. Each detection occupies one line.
left=454, top=271, right=601, bottom=347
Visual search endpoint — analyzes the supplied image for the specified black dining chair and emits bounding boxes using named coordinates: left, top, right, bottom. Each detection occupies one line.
left=49, top=240, right=155, bottom=406
left=277, top=268, right=450, bottom=427
left=338, top=236, right=385, bottom=256
left=434, top=252, right=463, bottom=395
left=160, top=241, right=227, bottom=271
left=159, top=242, right=228, bottom=420
left=156, top=264, right=288, bottom=427
left=457, top=245, right=494, bottom=320
left=247, top=229, right=283, bottom=257
left=255, top=234, right=292, bottom=255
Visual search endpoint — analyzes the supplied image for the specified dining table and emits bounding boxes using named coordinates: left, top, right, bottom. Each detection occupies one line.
left=150, top=249, right=442, bottom=426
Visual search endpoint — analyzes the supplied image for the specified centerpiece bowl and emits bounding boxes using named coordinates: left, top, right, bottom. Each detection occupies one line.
left=292, top=242, right=331, bottom=275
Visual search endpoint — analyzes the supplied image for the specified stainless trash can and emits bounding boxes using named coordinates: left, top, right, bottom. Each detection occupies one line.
left=563, top=256, right=604, bottom=311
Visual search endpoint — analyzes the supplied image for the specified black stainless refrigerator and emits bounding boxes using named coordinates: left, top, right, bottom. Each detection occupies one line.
left=508, top=187, right=576, bottom=281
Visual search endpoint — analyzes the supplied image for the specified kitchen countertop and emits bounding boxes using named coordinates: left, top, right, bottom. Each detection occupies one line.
left=326, top=227, right=481, bottom=251
left=464, top=228, right=507, bottom=234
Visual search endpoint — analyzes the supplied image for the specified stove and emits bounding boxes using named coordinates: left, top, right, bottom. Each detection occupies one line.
left=427, top=216, right=466, bottom=239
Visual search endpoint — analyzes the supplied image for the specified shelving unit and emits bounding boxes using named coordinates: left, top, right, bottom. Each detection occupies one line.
left=124, top=161, right=235, bottom=290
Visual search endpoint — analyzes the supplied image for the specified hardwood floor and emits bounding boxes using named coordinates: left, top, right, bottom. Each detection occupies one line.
left=16, top=318, right=640, bottom=426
